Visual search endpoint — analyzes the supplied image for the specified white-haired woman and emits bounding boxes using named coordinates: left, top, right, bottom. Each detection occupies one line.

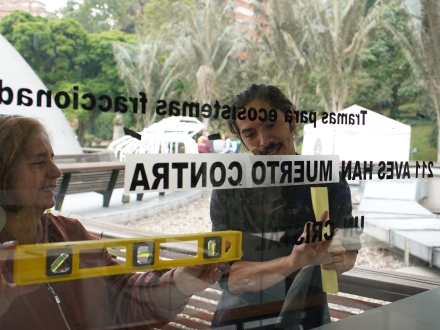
left=0, top=115, right=229, bottom=330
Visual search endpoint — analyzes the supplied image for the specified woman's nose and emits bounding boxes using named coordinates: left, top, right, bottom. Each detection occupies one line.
left=48, top=160, right=62, bottom=179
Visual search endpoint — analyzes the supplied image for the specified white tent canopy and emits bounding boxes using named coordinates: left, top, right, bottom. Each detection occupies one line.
left=0, top=34, right=82, bottom=155
left=301, top=105, right=411, bottom=162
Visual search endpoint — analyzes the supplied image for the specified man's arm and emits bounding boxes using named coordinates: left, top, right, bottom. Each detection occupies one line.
left=210, top=188, right=331, bottom=294
left=227, top=226, right=331, bottom=294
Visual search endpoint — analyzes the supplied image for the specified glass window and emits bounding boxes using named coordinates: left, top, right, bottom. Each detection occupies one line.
left=0, top=0, right=439, bottom=329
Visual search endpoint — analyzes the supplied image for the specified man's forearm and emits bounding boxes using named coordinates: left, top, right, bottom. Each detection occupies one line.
left=227, top=256, right=303, bottom=294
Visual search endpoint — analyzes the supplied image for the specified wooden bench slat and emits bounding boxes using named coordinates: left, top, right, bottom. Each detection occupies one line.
left=61, top=179, right=110, bottom=184
left=78, top=218, right=440, bottom=328
left=161, top=322, right=182, bottom=330
left=62, top=183, right=109, bottom=188
left=329, top=308, right=355, bottom=320
left=66, top=179, right=113, bottom=183
left=182, top=306, right=213, bottom=322
left=188, top=297, right=218, bottom=312
left=327, top=294, right=382, bottom=311
left=57, top=161, right=125, bottom=173
left=68, top=186, right=109, bottom=192
left=66, top=176, right=113, bottom=181
left=58, top=182, right=123, bottom=189
left=172, top=315, right=210, bottom=329
left=195, top=290, right=222, bottom=301
left=72, top=171, right=116, bottom=176
left=343, top=266, right=440, bottom=290
left=55, top=151, right=117, bottom=163
left=339, top=266, right=440, bottom=302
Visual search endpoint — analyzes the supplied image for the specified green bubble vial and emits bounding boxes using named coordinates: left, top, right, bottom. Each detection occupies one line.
left=51, top=253, right=69, bottom=272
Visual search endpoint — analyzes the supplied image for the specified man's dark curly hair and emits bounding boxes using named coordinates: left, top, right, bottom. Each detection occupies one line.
left=228, top=84, right=295, bottom=138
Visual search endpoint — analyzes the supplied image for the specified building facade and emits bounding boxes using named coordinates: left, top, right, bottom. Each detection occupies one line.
left=0, top=0, right=50, bottom=18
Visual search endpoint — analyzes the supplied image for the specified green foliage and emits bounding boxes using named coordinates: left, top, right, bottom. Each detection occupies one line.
left=10, top=18, right=89, bottom=86
left=140, top=0, right=194, bottom=38
left=165, top=0, right=241, bottom=128
left=297, top=0, right=389, bottom=112
left=0, top=11, right=135, bottom=145
left=113, top=35, right=179, bottom=129
left=2, top=0, right=438, bottom=161
left=410, top=126, right=437, bottom=161
left=298, top=69, right=324, bottom=112
left=257, top=0, right=310, bottom=108
left=84, top=133, right=103, bottom=147
left=427, top=129, right=438, bottom=148
left=0, top=10, right=45, bottom=41
left=384, top=0, right=440, bottom=160
left=354, top=6, right=421, bottom=117
left=59, top=0, right=148, bottom=33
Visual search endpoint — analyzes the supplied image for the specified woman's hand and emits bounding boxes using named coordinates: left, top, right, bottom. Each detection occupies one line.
left=173, top=263, right=231, bottom=296
left=0, top=241, right=38, bottom=316
left=288, top=211, right=332, bottom=270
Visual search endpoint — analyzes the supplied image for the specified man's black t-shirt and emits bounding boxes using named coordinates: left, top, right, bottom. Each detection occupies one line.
left=210, top=177, right=361, bottom=329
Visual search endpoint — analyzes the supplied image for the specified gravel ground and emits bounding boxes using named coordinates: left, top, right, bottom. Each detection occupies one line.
left=355, top=233, right=427, bottom=269
left=125, top=190, right=427, bottom=270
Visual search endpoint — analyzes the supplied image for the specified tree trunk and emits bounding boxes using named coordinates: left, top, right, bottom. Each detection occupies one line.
left=76, top=110, right=101, bottom=146
left=76, top=122, right=87, bottom=147
left=427, top=87, right=440, bottom=162
left=390, top=85, right=400, bottom=119
left=437, top=121, right=440, bottom=163
left=196, top=65, right=215, bottom=129
left=434, top=104, right=440, bottom=165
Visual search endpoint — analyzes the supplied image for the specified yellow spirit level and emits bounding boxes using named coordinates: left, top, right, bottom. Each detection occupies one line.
left=13, top=231, right=242, bottom=285
left=311, top=187, right=338, bottom=294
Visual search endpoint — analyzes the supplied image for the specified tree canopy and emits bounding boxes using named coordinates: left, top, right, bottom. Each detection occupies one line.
left=0, top=11, right=135, bottom=146
left=1, top=0, right=438, bottom=159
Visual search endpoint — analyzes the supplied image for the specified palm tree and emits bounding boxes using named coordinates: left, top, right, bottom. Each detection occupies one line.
left=301, top=0, right=388, bottom=112
left=113, top=36, right=177, bottom=128
left=166, top=0, right=240, bottom=128
left=258, top=0, right=310, bottom=109
left=385, top=0, right=440, bottom=161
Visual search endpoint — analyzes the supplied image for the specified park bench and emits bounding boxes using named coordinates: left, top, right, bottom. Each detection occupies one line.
left=76, top=216, right=440, bottom=329
left=54, top=150, right=118, bottom=163
left=54, top=162, right=126, bottom=210
left=54, top=154, right=164, bottom=210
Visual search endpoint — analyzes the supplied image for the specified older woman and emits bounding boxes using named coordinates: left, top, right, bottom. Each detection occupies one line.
left=0, top=115, right=229, bottom=330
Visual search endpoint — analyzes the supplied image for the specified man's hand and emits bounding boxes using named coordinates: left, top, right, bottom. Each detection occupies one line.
left=0, top=241, right=39, bottom=316
left=173, top=263, right=231, bottom=296
left=289, top=211, right=332, bottom=270
left=321, top=229, right=357, bottom=274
